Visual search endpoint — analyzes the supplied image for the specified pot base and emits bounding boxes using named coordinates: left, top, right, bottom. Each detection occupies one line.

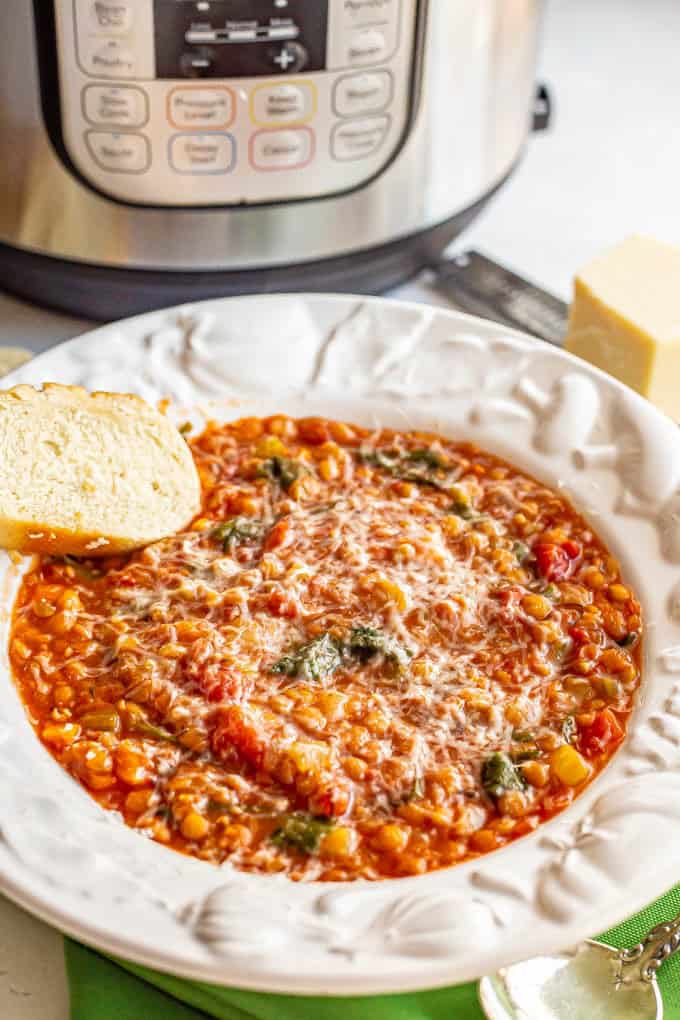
left=0, top=172, right=510, bottom=321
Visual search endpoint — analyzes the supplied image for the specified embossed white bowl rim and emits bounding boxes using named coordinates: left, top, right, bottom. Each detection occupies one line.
left=0, top=293, right=679, bottom=997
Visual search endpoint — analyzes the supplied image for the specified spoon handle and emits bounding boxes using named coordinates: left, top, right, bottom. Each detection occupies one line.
left=615, top=913, right=680, bottom=987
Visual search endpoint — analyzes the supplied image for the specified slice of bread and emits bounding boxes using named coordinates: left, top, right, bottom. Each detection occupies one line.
left=0, top=384, right=201, bottom=556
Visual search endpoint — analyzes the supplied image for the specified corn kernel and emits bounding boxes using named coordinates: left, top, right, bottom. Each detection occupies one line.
left=32, top=598, right=56, bottom=618
left=365, top=710, right=389, bottom=737
left=582, top=567, right=606, bottom=590
left=470, top=829, right=501, bottom=853
left=521, top=761, right=550, bottom=788
left=522, top=594, right=552, bottom=620
left=373, top=823, right=409, bottom=853
left=255, top=435, right=287, bottom=458
left=319, top=458, right=339, bottom=482
left=293, top=706, right=327, bottom=734
left=265, top=415, right=298, bottom=439
left=374, top=576, right=408, bottom=612
left=218, top=823, right=252, bottom=849
left=321, top=826, right=356, bottom=859
left=608, top=583, right=630, bottom=603
left=289, top=475, right=320, bottom=501
left=504, top=703, right=524, bottom=726
left=42, top=722, right=81, bottom=747
left=53, top=684, right=75, bottom=706
left=550, top=745, right=591, bottom=787
left=126, top=789, right=155, bottom=814
left=115, top=746, right=150, bottom=786
left=159, top=643, right=184, bottom=659
left=316, top=690, right=346, bottom=721
left=343, top=755, right=367, bottom=781
left=394, top=542, right=416, bottom=562
left=412, top=659, right=435, bottom=680
left=180, top=812, right=210, bottom=841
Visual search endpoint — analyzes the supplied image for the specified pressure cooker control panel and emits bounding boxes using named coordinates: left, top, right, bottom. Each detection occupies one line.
left=52, top=0, right=419, bottom=206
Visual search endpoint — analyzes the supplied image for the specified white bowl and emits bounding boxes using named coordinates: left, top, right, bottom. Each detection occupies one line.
left=0, top=293, right=679, bottom=996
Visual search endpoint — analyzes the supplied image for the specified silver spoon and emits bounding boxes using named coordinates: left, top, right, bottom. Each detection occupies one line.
left=478, top=913, right=680, bottom=1020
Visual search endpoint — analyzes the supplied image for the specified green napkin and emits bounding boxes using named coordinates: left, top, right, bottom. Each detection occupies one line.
left=65, top=884, right=680, bottom=1020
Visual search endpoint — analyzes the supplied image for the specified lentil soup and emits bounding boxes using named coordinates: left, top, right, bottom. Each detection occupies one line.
left=10, top=415, right=642, bottom=881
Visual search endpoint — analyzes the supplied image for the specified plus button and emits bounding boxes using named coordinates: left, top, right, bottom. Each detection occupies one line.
left=273, top=48, right=296, bottom=70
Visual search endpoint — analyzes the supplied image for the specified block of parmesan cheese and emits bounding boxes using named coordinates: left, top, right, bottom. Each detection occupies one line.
left=564, top=236, right=680, bottom=420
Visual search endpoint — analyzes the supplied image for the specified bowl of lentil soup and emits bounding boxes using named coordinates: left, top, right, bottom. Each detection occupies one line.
left=0, top=293, right=677, bottom=996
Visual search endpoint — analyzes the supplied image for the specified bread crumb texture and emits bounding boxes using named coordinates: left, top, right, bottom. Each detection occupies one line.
left=0, top=384, right=201, bottom=555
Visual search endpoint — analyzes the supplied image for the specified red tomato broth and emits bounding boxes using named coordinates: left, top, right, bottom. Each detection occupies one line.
left=9, top=415, right=642, bottom=881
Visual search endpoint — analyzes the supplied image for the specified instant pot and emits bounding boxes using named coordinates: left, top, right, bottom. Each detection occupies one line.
left=0, top=1, right=547, bottom=319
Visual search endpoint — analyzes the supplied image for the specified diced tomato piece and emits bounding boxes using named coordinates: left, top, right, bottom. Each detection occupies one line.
left=309, top=780, right=352, bottom=818
left=198, top=665, right=248, bottom=704
left=562, top=540, right=581, bottom=560
left=266, top=590, right=298, bottom=618
left=297, top=418, right=330, bottom=445
left=569, top=625, right=591, bottom=646
left=534, top=543, right=571, bottom=582
left=115, top=573, right=138, bottom=588
left=497, top=586, right=524, bottom=607
left=578, top=708, right=625, bottom=757
left=211, top=705, right=265, bottom=769
left=494, top=586, right=525, bottom=624
left=264, top=518, right=294, bottom=552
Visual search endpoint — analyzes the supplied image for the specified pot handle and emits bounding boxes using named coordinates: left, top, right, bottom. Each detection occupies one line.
left=428, top=250, right=568, bottom=348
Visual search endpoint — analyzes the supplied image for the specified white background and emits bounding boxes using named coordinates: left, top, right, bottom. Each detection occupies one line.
left=0, top=0, right=679, bottom=1015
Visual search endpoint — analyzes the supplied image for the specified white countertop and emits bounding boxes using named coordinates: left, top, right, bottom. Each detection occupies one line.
left=1, top=0, right=679, bottom=1015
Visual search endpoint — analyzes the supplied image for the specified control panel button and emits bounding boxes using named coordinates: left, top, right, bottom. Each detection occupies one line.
left=168, top=87, right=235, bottom=129
left=331, top=115, right=390, bottom=160
left=251, top=82, right=316, bottom=126
left=82, top=85, right=148, bottom=127
left=250, top=128, right=314, bottom=171
left=346, top=28, right=389, bottom=65
left=88, top=40, right=136, bottom=78
left=75, top=0, right=155, bottom=79
left=169, top=133, right=236, bottom=174
left=270, top=42, right=309, bottom=73
left=89, top=0, right=134, bottom=35
left=341, top=0, right=401, bottom=26
left=85, top=131, right=150, bottom=173
left=333, top=71, right=393, bottom=117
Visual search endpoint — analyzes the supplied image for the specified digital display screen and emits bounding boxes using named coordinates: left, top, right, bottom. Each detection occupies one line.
left=154, top=0, right=329, bottom=79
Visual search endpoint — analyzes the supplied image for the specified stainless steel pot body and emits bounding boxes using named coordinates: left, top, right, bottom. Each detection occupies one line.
left=0, top=1, right=544, bottom=275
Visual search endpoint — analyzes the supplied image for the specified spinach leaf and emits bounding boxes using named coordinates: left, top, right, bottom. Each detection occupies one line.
left=404, top=449, right=448, bottom=470
left=270, top=813, right=335, bottom=853
left=407, top=773, right=426, bottom=801
left=512, top=747, right=540, bottom=763
left=482, top=752, right=526, bottom=802
left=359, top=446, right=450, bottom=489
left=449, top=499, right=475, bottom=520
left=130, top=718, right=177, bottom=743
left=346, top=625, right=412, bottom=671
left=212, top=517, right=265, bottom=553
left=257, top=456, right=309, bottom=490
left=271, top=633, right=343, bottom=683
left=512, top=541, right=531, bottom=564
